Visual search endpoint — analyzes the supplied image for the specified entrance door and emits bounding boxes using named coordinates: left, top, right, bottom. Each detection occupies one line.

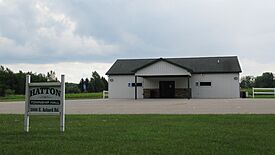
left=159, top=81, right=175, bottom=98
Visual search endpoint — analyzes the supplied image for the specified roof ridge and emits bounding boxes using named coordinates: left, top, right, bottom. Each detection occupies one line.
left=167, top=56, right=238, bottom=59
left=116, top=56, right=238, bottom=61
left=116, top=58, right=155, bottom=61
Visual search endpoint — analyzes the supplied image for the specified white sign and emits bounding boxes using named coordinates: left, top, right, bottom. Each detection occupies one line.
left=29, top=85, right=61, bottom=113
left=24, top=75, right=65, bottom=132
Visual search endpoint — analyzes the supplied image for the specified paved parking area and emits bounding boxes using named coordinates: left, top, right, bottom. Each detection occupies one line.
left=1, top=99, right=275, bottom=114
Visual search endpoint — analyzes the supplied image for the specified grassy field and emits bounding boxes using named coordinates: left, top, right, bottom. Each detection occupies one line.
left=66, top=92, right=102, bottom=100
left=0, top=94, right=25, bottom=102
left=0, top=92, right=103, bottom=102
left=1, top=114, right=275, bottom=154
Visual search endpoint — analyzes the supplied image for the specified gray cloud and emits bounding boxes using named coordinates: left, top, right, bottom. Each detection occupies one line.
left=0, top=0, right=120, bottom=63
left=1, top=0, right=275, bottom=64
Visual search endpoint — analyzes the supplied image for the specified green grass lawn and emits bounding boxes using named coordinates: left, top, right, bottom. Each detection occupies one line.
left=66, top=92, right=103, bottom=100
left=252, top=95, right=275, bottom=98
left=1, top=114, right=275, bottom=154
left=0, top=92, right=103, bottom=102
left=0, top=94, right=25, bottom=102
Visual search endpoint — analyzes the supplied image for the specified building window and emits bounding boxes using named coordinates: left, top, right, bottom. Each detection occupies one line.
left=128, top=83, right=142, bottom=87
left=200, top=82, right=211, bottom=86
left=132, top=83, right=142, bottom=87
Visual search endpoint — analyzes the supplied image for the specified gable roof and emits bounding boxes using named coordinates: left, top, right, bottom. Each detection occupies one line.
left=132, top=58, right=193, bottom=73
left=106, top=56, right=242, bottom=75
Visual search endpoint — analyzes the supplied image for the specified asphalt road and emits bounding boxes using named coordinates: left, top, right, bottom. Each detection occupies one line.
left=1, top=99, right=275, bottom=114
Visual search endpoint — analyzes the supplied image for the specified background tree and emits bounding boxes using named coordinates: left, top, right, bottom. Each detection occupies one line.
left=89, top=77, right=95, bottom=92
left=0, top=66, right=48, bottom=96
left=240, top=76, right=255, bottom=88
left=65, top=83, right=81, bottom=94
left=254, top=72, right=275, bottom=88
left=47, top=70, right=57, bottom=81
left=0, top=65, right=108, bottom=96
left=14, top=71, right=26, bottom=94
left=101, top=77, right=108, bottom=91
left=78, top=71, right=108, bottom=93
left=92, top=71, right=105, bottom=92
left=84, top=78, right=89, bottom=92
left=79, top=78, right=85, bottom=93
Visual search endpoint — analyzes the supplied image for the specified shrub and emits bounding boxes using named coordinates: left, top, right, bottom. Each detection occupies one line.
left=5, top=89, right=15, bottom=96
left=65, top=83, right=81, bottom=94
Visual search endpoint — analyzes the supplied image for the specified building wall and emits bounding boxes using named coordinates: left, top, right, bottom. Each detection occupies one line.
left=135, top=60, right=191, bottom=76
left=190, top=73, right=240, bottom=99
left=108, top=75, right=143, bottom=99
left=108, top=73, right=240, bottom=99
left=108, top=76, right=189, bottom=99
left=143, top=77, right=188, bottom=89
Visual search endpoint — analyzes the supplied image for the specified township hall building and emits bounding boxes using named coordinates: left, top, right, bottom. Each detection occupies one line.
left=106, top=56, right=242, bottom=99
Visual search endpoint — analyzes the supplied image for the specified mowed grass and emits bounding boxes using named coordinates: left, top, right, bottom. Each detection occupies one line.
left=1, top=115, right=275, bottom=154
left=252, top=95, right=275, bottom=98
left=0, top=92, right=103, bottom=102
left=66, top=92, right=103, bottom=100
left=0, top=94, right=25, bottom=102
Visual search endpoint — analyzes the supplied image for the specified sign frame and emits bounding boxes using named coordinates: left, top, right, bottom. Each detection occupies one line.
left=24, top=75, right=65, bottom=132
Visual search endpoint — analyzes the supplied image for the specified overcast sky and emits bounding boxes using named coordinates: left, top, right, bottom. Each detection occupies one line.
left=1, top=0, right=275, bottom=82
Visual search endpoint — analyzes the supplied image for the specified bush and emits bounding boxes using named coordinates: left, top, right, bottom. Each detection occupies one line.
left=4, top=89, right=15, bottom=96
left=65, top=83, right=81, bottom=94
left=66, top=87, right=81, bottom=94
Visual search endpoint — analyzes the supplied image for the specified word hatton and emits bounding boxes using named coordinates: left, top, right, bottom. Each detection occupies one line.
left=30, top=87, right=61, bottom=97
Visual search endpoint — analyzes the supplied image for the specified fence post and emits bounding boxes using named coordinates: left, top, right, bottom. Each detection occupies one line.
left=103, top=90, right=108, bottom=99
left=252, top=88, right=254, bottom=98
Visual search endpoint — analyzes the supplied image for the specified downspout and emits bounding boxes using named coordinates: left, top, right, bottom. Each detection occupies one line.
left=135, top=76, right=137, bottom=100
left=188, top=76, right=191, bottom=99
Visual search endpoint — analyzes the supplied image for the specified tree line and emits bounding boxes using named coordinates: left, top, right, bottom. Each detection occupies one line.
left=2, top=64, right=274, bottom=96
left=0, top=65, right=108, bottom=96
left=240, top=72, right=275, bottom=88
left=66, top=71, right=108, bottom=94
left=0, top=66, right=49, bottom=96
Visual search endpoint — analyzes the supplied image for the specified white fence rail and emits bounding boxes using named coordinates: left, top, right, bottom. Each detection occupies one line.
left=103, top=90, right=109, bottom=99
left=252, top=88, right=275, bottom=98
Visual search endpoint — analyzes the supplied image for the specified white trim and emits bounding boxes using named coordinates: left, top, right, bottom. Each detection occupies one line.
left=29, top=82, right=61, bottom=87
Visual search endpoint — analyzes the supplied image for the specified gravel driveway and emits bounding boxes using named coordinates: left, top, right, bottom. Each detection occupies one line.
left=1, top=99, right=275, bottom=114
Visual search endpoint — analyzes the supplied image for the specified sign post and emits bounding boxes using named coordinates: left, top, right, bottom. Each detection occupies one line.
left=24, top=75, right=65, bottom=132
left=24, top=75, right=31, bottom=132
left=60, top=75, right=65, bottom=132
